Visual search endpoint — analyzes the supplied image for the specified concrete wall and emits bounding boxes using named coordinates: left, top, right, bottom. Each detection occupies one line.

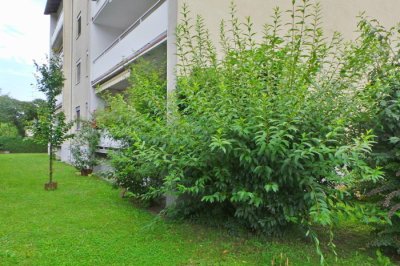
left=91, top=25, right=122, bottom=57
left=60, top=0, right=72, bottom=162
left=176, top=0, right=399, bottom=44
left=166, top=0, right=400, bottom=92
left=59, top=0, right=99, bottom=162
left=71, top=0, right=91, bottom=122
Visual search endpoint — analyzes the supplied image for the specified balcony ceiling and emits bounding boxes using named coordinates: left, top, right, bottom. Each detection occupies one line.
left=44, top=0, right=62, bottom=15
left=94, top=0, right=158, bottom=30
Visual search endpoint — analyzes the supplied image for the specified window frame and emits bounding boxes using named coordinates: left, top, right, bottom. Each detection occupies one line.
left=76, top=60, right=81, bottom=85
left=77, top=12, right=82, bottom=39
left=76, top=106, right=81, bottom=130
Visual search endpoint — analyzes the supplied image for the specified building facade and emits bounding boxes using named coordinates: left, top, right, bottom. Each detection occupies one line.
left=44, top=0, right=400, bottom=162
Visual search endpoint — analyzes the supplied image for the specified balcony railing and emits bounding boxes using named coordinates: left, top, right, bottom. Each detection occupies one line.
left=93, top=0, right=166, bottom=64
left=91, top=0, right=167, bottom=84
left=55, top=94, right=62, bottom=110
left=97, top=134, right=122, bottom=153
left=50, top=11, right=63, bottom=48
left=91, top=0, right=109, bottom=21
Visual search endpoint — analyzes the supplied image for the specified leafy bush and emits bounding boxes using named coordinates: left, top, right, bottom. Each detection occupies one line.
left=97, top=1, right=399, bottom=261
left=97, top=59, right=168, bottom=198
left=351, top=19, right=400, bottom=255
left=0, top=136, right=47, bottom=153
left=70, top=120, right=100, bottom=174
left=0, top=123, right=19, bottom=137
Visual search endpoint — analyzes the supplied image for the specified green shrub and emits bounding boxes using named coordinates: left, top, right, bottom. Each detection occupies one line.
left=97, top=59, right=168, bottom=199
left=169, top=1, right=384, bottom=250
left=0, top=136, right=47, bottom=153
left=352, top=19, right=400, bottom=255
left=70, top=120, right=100, bottom=173
left=97, top=1, right=398, bottom=262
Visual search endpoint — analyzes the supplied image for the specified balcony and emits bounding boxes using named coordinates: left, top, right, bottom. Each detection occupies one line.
left=55, top=94, right=62, bottom=110
left=91, top=0, right=167, bottom=86
left=92, top=0, right=159, bottom=28
left=91, top=0, right=109, bottom=21
left=97, top=134, right=122, bottom=154
left=50, top=11, right=63, bottom=50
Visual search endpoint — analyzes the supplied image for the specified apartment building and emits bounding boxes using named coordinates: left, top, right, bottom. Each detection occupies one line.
left=45, top=0, right=400, bottom=162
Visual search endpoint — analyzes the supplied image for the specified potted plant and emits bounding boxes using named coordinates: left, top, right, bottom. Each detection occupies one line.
left=70, top=119, right=100, bottom=176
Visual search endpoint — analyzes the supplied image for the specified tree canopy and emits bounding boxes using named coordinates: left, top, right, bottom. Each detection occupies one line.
left=0, top=93, right=46, bottom=137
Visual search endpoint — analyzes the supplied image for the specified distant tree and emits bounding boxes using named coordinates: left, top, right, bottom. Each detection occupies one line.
left=32, top=56, right=72, bottom=190
left=0, top=123, right=18, bottom=137
left=0, top=95, right=23, bottom=136
left=0, top=94, right=46, bottom=137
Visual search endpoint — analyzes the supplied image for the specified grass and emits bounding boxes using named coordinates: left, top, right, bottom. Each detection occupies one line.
left=0, top=154, right=383, bottom=265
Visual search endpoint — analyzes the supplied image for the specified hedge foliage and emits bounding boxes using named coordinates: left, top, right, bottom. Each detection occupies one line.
left=70, top=120, right=100, bottom=172
left=0, top=136, right=47, bottom=153
left=354, top=19, right=400, bottom=255
left=97, top=0, right=400, bottom=261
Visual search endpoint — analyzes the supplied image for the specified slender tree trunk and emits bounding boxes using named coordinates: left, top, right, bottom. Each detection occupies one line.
left=49, top=143, right=53, bottom=183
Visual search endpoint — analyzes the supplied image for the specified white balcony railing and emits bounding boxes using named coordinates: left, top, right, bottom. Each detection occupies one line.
left=91, top=0, right=167, bottom=84
left=55, top=94, right=62, bottom=110
left=51, top=11, right=63, bottom=48
left=91, top=0, right=109, bottom=21
left=97, top=134, right=122, bottom=153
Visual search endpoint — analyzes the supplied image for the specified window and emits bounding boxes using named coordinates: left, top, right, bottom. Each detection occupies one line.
left=76, top=106, right=81, bottom=130
left=76, top=61, right=81, bottom=84
left=77, top=14, right=82, bottom=38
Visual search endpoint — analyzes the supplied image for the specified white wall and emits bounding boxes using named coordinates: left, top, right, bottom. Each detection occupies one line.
left=91, top=25, right=122, bottom=59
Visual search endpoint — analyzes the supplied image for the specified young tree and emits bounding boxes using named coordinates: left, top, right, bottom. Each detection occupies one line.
left=33, top=56, right=72, bottom=190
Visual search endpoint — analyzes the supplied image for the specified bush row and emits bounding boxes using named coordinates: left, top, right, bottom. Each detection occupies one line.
left=97, top=0, right=400, bottom=261
left=0, top=136, right=47, bottom=153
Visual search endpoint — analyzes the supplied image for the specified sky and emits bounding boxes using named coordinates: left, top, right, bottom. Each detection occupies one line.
left=0, top=0, right=49, bottom=102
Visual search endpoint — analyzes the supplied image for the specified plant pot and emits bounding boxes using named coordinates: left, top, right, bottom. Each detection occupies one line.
left=44, top=182, right=58, bottom=190
left=80, top=169, right=93, bottom=176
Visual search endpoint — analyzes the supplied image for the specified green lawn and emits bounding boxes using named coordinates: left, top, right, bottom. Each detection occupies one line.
left=0, top=154, right=381, bottom=265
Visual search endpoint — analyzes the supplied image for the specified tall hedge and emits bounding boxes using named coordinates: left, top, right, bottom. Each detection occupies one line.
left=97, top=1, right=399, bottom=262
left=0, top=137, right=47, bottom=153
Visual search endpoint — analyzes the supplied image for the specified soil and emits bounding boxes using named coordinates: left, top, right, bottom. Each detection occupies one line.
left=44, top=182, right=58, bottom=190
left=81, top=169, right=93, bottom=176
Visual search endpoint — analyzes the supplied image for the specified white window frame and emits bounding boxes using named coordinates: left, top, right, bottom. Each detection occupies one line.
left=76, top=60, right=81, bottom=84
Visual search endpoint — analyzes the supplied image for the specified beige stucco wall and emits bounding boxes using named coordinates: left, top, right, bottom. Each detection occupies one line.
left=71, top=0, right=92, bottom=122
left=178, top=0, right=399, bottom=44
left=59, top=0, right=72, bottom=162
left=59, top=0, right=93, bottom=162
left=62, top=0, right=72, bottom=123
left=62, top=0, right=92, bottom=122
left=166, top=0, right=400, bottom=91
